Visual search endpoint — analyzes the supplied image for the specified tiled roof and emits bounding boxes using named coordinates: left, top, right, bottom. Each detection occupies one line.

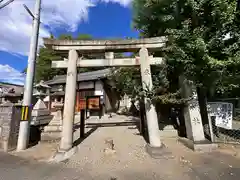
left=0, top=82, right=24, bottom=97
left=45, top=68, right=112, bottom=85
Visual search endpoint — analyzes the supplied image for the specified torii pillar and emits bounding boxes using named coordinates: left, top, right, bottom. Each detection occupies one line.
left=59, top=49, right=78, bottom=151
left=139, top=47, right=168, bottom=157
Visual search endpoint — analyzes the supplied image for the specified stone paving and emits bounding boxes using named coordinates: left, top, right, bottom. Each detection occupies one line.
left=4, top=114, right=240, bottom=180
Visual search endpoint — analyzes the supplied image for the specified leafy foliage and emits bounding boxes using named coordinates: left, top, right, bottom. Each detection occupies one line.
left=109, top=63, right=185, bottom=105
left=35, top=46, right=66, bottom=82
left=109, top=67, right=142, bottom=99
left=133, top=0, right=240, bottom=100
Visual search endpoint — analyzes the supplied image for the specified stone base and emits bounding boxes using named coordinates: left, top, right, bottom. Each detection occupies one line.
left=0, top=140, right=9, bottom=152
left=48, top=146, right=78, bottom=163
left=145, top=143, right=173, bottom=159
left=178, top=138, right=218, bottom=152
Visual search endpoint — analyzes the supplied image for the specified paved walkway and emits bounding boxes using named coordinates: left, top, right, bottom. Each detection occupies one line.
left=7, top=114, right=240, bottom=180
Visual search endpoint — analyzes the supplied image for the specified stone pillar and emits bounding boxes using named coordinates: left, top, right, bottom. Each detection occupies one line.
left=179, top=76, right=205, bottom=142
left=47, top=89, right=51, bottom=111
left=139, top=47, right=162, bottom=147
left=59, top=50, right=78, bottom=151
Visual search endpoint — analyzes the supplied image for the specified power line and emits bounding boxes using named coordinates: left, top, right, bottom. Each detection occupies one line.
left=22, top=3, right=53, bottom=38
left=23, top=4, right=35, bottom=19
left=0, top=0, right=14, bottom=10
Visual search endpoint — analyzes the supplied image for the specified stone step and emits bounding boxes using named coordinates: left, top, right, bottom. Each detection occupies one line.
left=44, top=125, right=62, bottom=132
left=41, top=131, right=61, bottom=142
left=159, top=129, right=178, bottom=138
left=31, top=115, right=53, bottom=126
left=32, top=109, right=51, bottom=117
left=48, top=121, right=62, bottom=126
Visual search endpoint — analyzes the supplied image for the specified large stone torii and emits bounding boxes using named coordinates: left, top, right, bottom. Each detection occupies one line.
left=43, top=37, right=208, bottom=158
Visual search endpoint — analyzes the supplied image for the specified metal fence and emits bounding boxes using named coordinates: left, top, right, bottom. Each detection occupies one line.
left=204, top=101, right=240, bottom=144
left=208, top=117, right=240, bottom=144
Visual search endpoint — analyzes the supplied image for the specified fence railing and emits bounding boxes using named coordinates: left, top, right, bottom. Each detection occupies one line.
left=205, top=101, right=240, bottom=144
left=210, top=117, right=240, bottom=144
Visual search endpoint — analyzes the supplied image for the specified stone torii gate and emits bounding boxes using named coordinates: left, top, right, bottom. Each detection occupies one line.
left=43, top=37, right=168, bottom=157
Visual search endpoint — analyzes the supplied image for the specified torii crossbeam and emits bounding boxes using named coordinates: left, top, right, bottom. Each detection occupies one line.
left=43, top=37, right=167, bottom=158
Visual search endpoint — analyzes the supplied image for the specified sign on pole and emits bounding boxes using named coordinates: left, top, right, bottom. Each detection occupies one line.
left=208, top=102, right=233, bottom=129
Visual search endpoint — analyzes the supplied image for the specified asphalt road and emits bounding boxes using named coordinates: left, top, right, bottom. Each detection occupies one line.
left=0, top=152, right=85, bottom=180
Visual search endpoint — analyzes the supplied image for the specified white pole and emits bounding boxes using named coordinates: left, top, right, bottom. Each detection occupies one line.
left=17, top=0, right=41, bottom=151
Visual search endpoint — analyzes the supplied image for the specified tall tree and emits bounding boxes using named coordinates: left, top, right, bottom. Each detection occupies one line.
left=35, top=46, right=66, bottom=82
left=133, top=0, right=240, bottom=98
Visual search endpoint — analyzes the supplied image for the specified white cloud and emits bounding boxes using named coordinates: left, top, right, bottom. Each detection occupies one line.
left=0, top=64, right=25, bottom=85
left=101, top=0, right=132, bottom=6
left=0, top=0, right=132, bottom=56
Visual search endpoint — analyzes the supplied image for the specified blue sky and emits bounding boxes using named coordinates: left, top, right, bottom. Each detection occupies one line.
left=0, top=0, right=138, bottom=85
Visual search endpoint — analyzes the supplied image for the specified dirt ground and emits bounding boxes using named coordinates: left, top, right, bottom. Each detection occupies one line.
left=11, top=114, right=240, bottom=180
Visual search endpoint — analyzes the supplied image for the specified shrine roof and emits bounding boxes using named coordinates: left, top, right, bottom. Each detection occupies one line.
left=45, top=68, right=111, bottom=85
left=0, top=82, right=24, bottom=97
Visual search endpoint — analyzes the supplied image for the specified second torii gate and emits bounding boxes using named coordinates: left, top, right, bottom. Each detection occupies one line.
left=44, top=37, right=167, bottom=158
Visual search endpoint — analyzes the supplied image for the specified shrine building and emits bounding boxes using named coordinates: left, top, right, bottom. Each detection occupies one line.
left=45, top=68, right=119, bottom=115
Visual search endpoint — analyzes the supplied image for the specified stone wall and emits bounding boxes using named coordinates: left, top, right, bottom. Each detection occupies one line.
left=0, top=104, right=21, bottom=152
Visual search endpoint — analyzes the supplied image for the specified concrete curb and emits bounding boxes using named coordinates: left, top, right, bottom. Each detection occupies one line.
left=178, top=138, right=218, bottom=152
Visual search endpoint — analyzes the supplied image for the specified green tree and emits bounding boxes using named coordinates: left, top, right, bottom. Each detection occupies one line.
left=77, top=34, right=92, bottom=40
left=34, top=33, right=74, bottom=82
left=213, top=1, right=240, bottom=98
left=58, top=34, right=73, bottom=40
left=109, top=67, right=142, bottom=99
left=133, top=0, right=240, bottom=98
left=35, top=46, right=66, bottom=82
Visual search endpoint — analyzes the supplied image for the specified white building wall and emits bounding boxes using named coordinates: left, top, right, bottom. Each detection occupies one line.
left=119, top=94, right=132, bottom=109
left=94, top=81, right=104, bottom=96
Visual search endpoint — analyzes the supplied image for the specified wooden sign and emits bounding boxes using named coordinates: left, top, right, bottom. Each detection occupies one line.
left=87, top=97, right=100, bottom=110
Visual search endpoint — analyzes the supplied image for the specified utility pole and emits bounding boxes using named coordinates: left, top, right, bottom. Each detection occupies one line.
left=0, top=0, right=14, bottom=10
left=17, top=0, right=41, bottom=151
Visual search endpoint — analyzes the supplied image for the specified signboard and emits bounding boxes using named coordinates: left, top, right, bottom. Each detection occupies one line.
left=79, top=99, right=86, bottom=110
left=87, top=97, right=100, bottom=110
left=207, top=102, right=233, bottom=129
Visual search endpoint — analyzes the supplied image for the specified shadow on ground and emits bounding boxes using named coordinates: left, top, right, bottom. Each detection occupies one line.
left=73, top=118, right=146, bottom=146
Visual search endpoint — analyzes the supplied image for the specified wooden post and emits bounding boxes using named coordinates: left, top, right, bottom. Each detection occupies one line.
left=80, top=109, right=85, bottom=138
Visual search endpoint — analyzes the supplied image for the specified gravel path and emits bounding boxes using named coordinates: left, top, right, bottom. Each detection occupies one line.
left=7, top=114, right=240, bottom=180
left=65, top=115, right=240, bottom=180
left=67, top=115, right=193, bottom=180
